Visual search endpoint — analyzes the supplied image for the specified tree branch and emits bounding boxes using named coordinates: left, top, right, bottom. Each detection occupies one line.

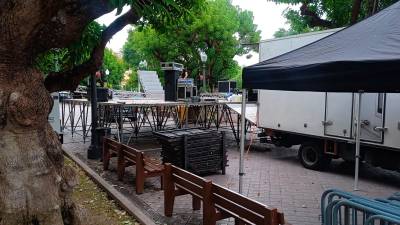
left=44, top=9, right=140, bottom=92
left=300, top=3, right=334, bottom=28
left=27, top=0, right=114, bottom=58
left=351, top=0, right=363, bottom=24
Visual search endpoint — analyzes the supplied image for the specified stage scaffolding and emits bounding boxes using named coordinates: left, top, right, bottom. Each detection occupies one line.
left=61, top=99, right=256, bottom=144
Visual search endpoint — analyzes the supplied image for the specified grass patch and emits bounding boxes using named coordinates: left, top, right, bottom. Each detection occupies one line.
left=65, top=157, right=140, bottom=225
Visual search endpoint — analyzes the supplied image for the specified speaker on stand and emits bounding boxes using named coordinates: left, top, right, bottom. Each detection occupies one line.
left=161, top=62, right=184, bottom=102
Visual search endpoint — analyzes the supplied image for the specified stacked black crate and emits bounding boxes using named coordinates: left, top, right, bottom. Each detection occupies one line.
left=153, top=128, right=227, bottom=175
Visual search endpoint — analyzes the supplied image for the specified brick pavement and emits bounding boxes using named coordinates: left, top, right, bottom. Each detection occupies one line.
left=63, top=133, right=400, bottom=225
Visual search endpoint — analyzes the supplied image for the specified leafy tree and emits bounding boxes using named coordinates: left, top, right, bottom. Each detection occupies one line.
left=124, top=70, right=139, bottom=91
left=123, top=0, right=261, bottom=90
left=36, top=22, right=105, bottom=74
left=0, top=1, right=203, bottom=224
left=103, top=48, right=127, bottom=89
left=273, top=0, right=397, bottom=37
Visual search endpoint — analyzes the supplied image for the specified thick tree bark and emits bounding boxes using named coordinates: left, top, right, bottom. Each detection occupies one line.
left=0, top=1, right=140, bottom=224
left=44, top=9, right=140, bottom=93
left=0, top=64, right=80, bottom=225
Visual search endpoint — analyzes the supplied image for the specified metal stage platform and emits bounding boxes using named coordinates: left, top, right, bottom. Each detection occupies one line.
left=61, top=99, right=257, bottom=144
left=225, top=103, right=258, bottom=125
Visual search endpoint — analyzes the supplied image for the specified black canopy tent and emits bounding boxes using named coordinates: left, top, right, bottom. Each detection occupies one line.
left=238, top=0, right=400, bottom=192
left=242, top=0, right=400, bottom=92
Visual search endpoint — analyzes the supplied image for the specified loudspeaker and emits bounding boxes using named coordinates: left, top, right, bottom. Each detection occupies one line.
left=218, top=81, right=237, bottom=93
left=87, top=87, right=109, bottom=102
left=164, top=70, right=180, bottom=101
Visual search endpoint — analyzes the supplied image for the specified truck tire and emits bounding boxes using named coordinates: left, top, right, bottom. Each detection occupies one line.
left=299, top=142, right=331, bottom=170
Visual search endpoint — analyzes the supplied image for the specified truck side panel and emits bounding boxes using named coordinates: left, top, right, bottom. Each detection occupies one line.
left=382, top=93, right=400, bottom=149
left=258, top=90, right=326, bottom=137
left=325, top=93, right=353, bottom=138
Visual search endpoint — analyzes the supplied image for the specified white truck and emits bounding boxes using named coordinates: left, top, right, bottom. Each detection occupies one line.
left=258, top=29, right=400, bottom=171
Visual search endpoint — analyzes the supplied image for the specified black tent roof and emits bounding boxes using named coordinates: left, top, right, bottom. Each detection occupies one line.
left=243, top=1, right=400, bottom=92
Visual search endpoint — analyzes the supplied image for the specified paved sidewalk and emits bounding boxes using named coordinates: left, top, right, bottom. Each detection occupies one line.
left=63, top=133, right=400, bottom=225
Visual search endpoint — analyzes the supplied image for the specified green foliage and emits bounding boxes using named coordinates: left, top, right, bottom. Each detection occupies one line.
left=274, top=9, right=321, bottom=37
left=36, top=0, right=204, bottom=88
left=123, top=0, right=261, bottom=89
left=123, top=70, right=139, bottom=91
left=103, top=48, right=127, bottom=89
left=108, top=0, right=204, bottom=29
left=273, top=0, right=397, bottom=38
left=36, top=22, right=104, bottom=74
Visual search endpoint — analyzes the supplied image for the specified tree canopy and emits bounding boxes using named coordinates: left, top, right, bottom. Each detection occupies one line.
left=36, top=22, right=104, bottom=74
left=273, top=0, right=397, bottom=37
left=38, top=0, right=204, bottom=93
left=102, top=48, right=127, bottom=89
left=123, top=0, right=261, bottom=89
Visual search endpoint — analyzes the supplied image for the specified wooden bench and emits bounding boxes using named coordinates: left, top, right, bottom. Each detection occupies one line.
left=103, top=138, right=164, bottom=194
left=211, top=183, right=285, bottom=225
left=163, top=163, right=286, bottom=225
left=163, top=163, right=214, bottom=224
left=103, top=137, right=120, bottom=170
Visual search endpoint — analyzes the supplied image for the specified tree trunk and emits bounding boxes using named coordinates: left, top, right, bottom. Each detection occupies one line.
left=351, top=0, right=363, bottom=24
left=0, top=64, right=81, bottom=225
left=0, top=1, right=142, bottom=224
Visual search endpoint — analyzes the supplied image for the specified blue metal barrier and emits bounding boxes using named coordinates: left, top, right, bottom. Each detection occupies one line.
left=321, top=189, right=400, bottom=225
left=366, top=215, right=400, bottom=225
left=331, top=200, right=400, bottom=225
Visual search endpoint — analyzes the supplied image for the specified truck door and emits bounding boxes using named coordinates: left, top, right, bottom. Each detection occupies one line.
left=324, top=93, right=353, bottom=138
left=359, top=93, right=385, bottom=143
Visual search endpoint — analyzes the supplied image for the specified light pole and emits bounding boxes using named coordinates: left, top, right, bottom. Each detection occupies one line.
left=88, top=69, right=110, bottom=159
left=200, top=50, right=207, bottom=92
left=87, top=71, right=99, bottom=159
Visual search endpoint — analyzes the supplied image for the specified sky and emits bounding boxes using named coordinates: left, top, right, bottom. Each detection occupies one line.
left=96, top=1, right=292, bottom=66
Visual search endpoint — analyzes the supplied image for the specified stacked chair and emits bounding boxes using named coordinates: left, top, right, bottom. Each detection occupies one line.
left=321, top=189, right=400, bottom=225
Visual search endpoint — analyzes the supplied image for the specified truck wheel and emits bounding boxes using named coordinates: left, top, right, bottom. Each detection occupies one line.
left=299, top=142, right=331, bottom=170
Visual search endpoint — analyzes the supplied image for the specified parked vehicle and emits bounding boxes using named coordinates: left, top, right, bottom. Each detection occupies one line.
left=258, top=29, right=400, bottom=171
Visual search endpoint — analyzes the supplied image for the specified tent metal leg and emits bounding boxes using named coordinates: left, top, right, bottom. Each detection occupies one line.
left=239, top=89, right=247, bottom=194
left=354, top=91, right=363, bottom=191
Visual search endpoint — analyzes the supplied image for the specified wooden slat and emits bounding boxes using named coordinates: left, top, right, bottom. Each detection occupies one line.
left=144, top=162, right=163, bottom=172
left=106, top=142, right=120, bottom=152
left=212, top=193, right=264, bottom=225
left=104, top=138, right=120, bottom=152
left=171, top=165, right=207, bottom=186
left=172, top=174, right=204, bottom=197
left=104, top=137, right=120, bottom=145
left=213, top=183, right=276, bottom=214
left=122, top=149, right=137, bottom=162
left=121, top=144, right=140, bottom=154
left=144, top=161, right=163, bottom=169
left=144, top=165, right=158, bottom=173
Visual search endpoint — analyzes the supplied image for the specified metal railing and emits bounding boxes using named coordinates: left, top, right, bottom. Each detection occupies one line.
left=321, top=189, right=400, bottom=225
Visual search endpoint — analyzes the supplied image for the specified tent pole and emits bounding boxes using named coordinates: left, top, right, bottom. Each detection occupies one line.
left=239, top=89, right=247, bottom=194
left=354, top=91, right=363, bottom=191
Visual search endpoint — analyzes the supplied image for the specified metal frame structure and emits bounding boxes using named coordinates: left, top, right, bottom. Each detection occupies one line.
left=61, top=99, right=256, bottom=145
left=97, top=100, right=254, bottom=144
left=61, top=98, right=91, bottom=142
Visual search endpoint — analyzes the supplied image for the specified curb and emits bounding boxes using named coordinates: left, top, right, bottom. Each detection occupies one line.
left=63, top=150, right=157, bottom=225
